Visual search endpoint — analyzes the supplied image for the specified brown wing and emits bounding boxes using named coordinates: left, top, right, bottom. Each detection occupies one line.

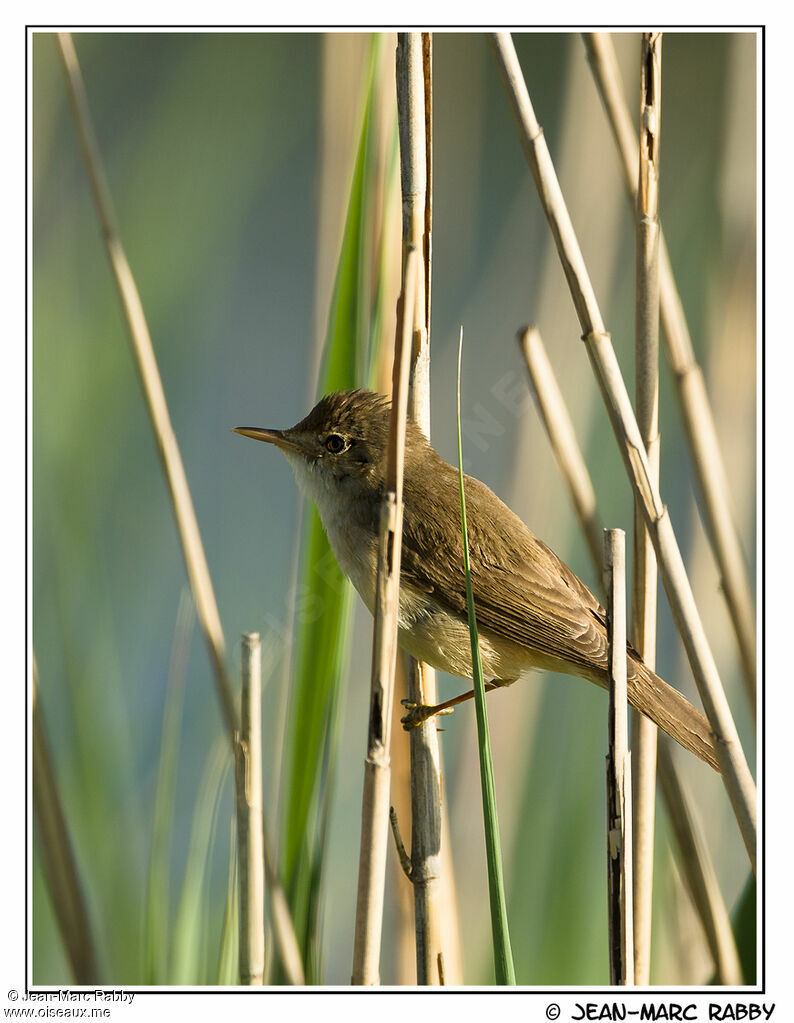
left=400, top=453, right=609, bottom=677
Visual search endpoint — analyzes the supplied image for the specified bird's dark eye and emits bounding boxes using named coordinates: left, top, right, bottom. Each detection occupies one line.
left=324, top=434, right=346, bottom=454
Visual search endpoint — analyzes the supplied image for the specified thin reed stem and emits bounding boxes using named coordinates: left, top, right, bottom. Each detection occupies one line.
left=352, top=247, right=417, bottom=985
left=418, top=35, right=463, bottom=985
left=518, top=325, right=741, bottom=983
left=604, top=529, right=634, bottom=985
left=631, top=32, right=662, bottom=986
left=57, top=33, right=305, bottom=979
left=396, top=31, right=445, bottom=985
left=491, top=31, right=756, bottom=870
left=235, top=634, right=265, bottom=985
left=421, top=33, right=433, bottom=335
left=518, top=328, right=602, bottom=573
left=582, top=32, right=756, bottom=710
left=56, top=32, right=237, bottom=742
left=32, top=655, right=100, bottom=984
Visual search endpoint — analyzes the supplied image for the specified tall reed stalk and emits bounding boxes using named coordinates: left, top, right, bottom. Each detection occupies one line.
left=57, top=33, right=238, bottom=742
left=491, top=32, right=756, bottom=870
left=234, top=633, right=265, bottom=985
left=396, top=31, right=446, bottom=985
left=631, top=32, right=662, bottom=985
left=519, top=329, right=603, bottom=571
left=56, top=31, right=302, bottom=979
left=352, top=247, right=417, bottom=984
left=604, top=529, right=634, bottom=985
left=582, top=31, right=756, bottom=711
left=518, top=325, right=742, bottom=982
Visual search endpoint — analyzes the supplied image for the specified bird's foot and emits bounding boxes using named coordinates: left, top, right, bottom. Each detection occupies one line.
left=400, top=699, right=454, bottom=730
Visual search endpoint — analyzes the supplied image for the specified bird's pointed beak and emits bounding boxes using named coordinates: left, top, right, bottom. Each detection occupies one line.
left=233, top=427, right=305, bottom=455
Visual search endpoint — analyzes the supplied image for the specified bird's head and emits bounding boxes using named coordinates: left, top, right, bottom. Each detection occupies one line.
left=234, top=389, right=403, bottom=504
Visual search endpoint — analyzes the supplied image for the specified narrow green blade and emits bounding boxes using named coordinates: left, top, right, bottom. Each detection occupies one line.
left=279, top=35, right=393, bottom=982
left=456, top=333, right=516, bottom=986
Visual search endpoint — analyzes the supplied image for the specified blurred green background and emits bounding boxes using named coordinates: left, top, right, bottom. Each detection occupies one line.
left=32, top=31, right=756, bottom=985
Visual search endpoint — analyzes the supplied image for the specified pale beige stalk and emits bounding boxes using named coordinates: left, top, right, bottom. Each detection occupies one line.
left=32, top=655, right=99, bottom=983
left=421, top=33, right=434, bottom=337
left=379, top=40, right=460, bottom=976
left=352, top=248, right=417, bottom=985
left=518, top=326, right=741, bottom=982
left=604, top=530, right=635, bottom=985
left=396, top=31, right=446, bottom=986
left=631, top=32, right=662, bottom=986
left=582, top=32, right=756, bottom=710
left=57, top=33, right=304, bottom=978
left=491, top=31, right=756, bottom=870
left=56, top=33, right=237, bottom=742
left=235, top=634, right=265, bottom=985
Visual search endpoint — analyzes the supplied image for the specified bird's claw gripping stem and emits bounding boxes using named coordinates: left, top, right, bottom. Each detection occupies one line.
left=400, top=699, right=454, bottom=730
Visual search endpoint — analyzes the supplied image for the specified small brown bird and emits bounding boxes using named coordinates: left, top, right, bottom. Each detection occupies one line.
left=235, top=389, right=718, bottom=772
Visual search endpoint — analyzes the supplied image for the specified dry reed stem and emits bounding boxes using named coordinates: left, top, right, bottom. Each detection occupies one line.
left=32, top=655, right=100, bottom=983
left=657, top=741, right=743, bottom=984
left=56, top=33, right=237, bottom=742
left=396, top=31, right=445, bottom=986
left=420, top=33, right=463, bottom=986
left=421, top=33, right=433, bottom=336
left=631, top=32, right=662, bottom=986
left=388, top=671, right=417, bottom=983
left=235, top=634, right=265, bottom=985
left=352, top=248, right=417, bottom=985
left=57, top=33, right=305, bottom=980
left=491, top=32, right=756, bottom=870
left=437, top=790, right=463, bottom=984
left=519, top=328, right=603, bottom=574
left=518, top=326, right=740, bottom=982
left=604, top=529, right=635, bottom=985
left=582, top=32, right=756, bottom=710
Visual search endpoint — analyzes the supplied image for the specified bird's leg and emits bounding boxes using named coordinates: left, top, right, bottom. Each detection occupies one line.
left=401, top=677, right=517, bottom=729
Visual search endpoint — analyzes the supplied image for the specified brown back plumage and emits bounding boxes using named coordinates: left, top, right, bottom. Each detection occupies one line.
left=398, top=425, right=719, bottom=771
left=284, top=390, right=719, bottom=771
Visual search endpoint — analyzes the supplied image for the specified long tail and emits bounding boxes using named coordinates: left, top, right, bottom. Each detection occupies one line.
left=627, top=660, right=720, bottom=773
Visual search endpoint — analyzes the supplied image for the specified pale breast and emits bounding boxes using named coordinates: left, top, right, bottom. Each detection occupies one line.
left=287, top=452, right=537, bottom=684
